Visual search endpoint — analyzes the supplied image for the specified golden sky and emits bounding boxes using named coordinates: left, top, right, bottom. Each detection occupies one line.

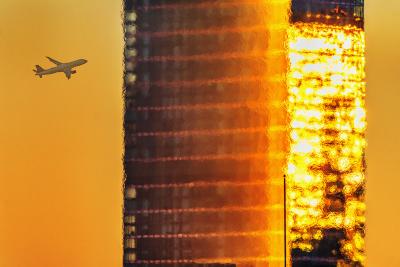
left=0, top=1, right=399, bottom=266
left=0, top=1, right=123, bottom=266
left=365, top=1, right=400, bottom=266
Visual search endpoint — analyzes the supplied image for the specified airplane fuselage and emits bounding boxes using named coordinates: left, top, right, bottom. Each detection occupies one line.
left=35, top=58, right=87, bottom=79
left=38, top=59, right=86, bottom=75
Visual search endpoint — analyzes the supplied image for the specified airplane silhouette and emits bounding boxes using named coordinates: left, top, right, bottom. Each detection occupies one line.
left=33, top=57, right=87, bottom=79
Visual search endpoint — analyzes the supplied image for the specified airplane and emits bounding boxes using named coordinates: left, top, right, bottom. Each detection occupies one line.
left=33, top=57, right=88, bottom=79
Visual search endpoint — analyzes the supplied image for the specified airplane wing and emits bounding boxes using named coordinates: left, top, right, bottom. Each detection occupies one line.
left=64, top=69, right=71, bottom=79
left=46, top=56, right=63, bottom=65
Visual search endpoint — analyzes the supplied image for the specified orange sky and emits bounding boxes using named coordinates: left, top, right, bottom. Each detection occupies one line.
left=0, top=1, right=123, bottom=266
left=365, top=1, right=400, bottom=266
left=0, top=1, right=399, bottom=266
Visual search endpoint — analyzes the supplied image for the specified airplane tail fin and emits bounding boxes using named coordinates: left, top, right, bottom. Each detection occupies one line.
left=33, top=65, right=44, bottom=78
left=33, top=65, right=44, bottom=72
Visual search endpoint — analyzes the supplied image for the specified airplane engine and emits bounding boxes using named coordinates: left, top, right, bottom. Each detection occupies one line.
left=71, top=70, right=77, bottom=74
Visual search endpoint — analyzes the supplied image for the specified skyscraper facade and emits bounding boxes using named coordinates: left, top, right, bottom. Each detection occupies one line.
left=288, top=1, right=365, bottom=266
left=123, top=1, right=289, bottom=266
left=123, top=1, right=366, bottom=267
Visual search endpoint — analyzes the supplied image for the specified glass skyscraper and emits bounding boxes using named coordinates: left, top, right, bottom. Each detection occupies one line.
left=288, top=0, right=365, bottom=266
left=123, top=1, right=289, bottom=266
left=123, top=1, right=365, bottom=266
